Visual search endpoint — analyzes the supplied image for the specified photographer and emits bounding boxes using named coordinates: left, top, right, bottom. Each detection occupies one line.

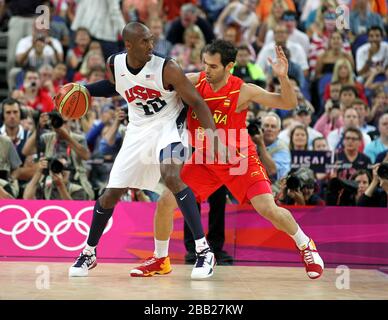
left=357, top=163, right=388, bottom=207
left=22, top=111, right=94, bottom=200
left=251, top=112, right=291, bottom=182
left=23, top=156, right=89, bottom=200
left=277, top=168, right=324, bottom=206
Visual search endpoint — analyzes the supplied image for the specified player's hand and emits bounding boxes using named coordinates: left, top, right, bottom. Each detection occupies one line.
left=268, top=46, right=288, bottom=78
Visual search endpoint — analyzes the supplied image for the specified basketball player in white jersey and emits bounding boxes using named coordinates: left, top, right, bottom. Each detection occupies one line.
left=68, top=22, right=221, bottom=279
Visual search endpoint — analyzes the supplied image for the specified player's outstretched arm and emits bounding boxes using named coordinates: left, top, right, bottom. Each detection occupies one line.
left=163, top=60, right=216, bottom=131
left=238, top=46, right=298, bottom=111
left=83, top=55, right=119, bottom=98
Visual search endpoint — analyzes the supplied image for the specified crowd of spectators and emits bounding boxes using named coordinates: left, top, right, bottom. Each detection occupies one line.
left=0, top=0, right=387, bottom=208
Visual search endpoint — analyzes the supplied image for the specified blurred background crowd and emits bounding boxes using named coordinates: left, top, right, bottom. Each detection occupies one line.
left=0, top=0, right=388, bottom=209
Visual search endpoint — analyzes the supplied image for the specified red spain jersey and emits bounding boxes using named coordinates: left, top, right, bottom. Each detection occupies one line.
left=181, top=72, right=271, bottom=204
left=187, top=71, right=256, bottom=158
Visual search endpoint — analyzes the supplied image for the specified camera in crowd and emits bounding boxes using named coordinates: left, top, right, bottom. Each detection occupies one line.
left=326, top=177, right=358, bottom=206
left=247, top=117, right=262, bottom=136
left=33, top=110, right=64, bottom=130
left=377, top=162, right=388, bottom=180
left=285, top=167, right=315, bottom=191
left=42, top=157, right=67, bottom=176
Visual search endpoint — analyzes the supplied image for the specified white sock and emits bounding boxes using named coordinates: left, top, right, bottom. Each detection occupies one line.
left=154, top=238, right=169, bottom=258
left=83, top=244, right=96, bottom=255
left=195, top=237, right=209, bottom=253
left=291, top=225, right=310, bottom=250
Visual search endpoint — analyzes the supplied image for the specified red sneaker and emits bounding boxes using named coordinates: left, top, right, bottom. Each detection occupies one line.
left=130, top=256, right=172, bottom=277
left=299, top=239, right=324, bottom=279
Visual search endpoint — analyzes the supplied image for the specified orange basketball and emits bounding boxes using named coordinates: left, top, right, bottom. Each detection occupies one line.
left=54, top=83, right=91, bottom=120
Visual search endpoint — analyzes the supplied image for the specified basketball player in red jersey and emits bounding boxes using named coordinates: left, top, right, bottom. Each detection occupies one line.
left=131, top=40, right=324, bottom=280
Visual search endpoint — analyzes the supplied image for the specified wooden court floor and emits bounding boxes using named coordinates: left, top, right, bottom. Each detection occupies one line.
left=0, top=262, right=387, bottom=300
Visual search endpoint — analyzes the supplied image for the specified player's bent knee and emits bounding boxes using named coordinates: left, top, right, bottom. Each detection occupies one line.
left=257, top=205, right=279, bottom=221
left=161, top=172, right=184, bottom=194
left=99, top=188, right=127, bottom=208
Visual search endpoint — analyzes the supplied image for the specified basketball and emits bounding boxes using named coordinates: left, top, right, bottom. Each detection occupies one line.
left=54, top=83, right=91, bottom=120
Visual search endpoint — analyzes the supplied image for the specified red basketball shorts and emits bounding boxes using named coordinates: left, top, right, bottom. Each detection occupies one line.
left=181, top=152, right=272, bottom=204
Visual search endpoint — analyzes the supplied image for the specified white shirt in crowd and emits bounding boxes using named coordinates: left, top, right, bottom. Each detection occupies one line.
left=71, top=0, right=125, bottom=42
left=256, top=40, right=309, bottom=73
left=15, top=35, right=63, bottom=65
left=356, top=41, right=388, bottom=73
left=264, top=28, right=310, bottom=56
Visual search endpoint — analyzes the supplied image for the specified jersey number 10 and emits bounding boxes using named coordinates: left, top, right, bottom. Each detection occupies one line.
left=136, top=97, right=167, bottom=115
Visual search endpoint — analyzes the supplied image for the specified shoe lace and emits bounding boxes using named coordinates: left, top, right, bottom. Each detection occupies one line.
left=77, top=253, right=93, bottom=267
left=302, top=249, right=315, bottom=265
left=195, top=248, right=211, bottom=268
left=142, top=256, right=157, bottom=266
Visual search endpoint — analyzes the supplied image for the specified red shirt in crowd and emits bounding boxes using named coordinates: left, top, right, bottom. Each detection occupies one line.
left=22, top=87, right=55, bottom=113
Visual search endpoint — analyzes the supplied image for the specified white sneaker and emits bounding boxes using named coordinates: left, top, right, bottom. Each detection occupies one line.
left=191, top=248, right=216, bottom=280
left=68, top=249, right=97, bottom=277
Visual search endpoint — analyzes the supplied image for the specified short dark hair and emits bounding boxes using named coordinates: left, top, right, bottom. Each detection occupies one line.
left=312, top=137, right=327, bottom=150
left=367, top=25, right=384, bottom=37
left=23, top=67, right=38, bottom=79
left=282, top=10, right=297, bottom=20
left=351, top=98, right=368, bottom=109
left=203, top=39, right=237, bottom=67
left=340, top=85, right=358, bottom=97
left=343, top=127, right=362, bottom=140
left=237, top=44, right=250, bottom=53
left=351, top=169, right=372, bottom=184
left=1, top=97, right=20, bottom=108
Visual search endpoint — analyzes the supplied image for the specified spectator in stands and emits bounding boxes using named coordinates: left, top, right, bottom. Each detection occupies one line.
left=364, top=64, right=388, bottom=92
left=324, top=59, right=367, bottom=104
left=327, top=107, right=371, bottom=151
left=289, top=125, right=309, bottom=151
left=20, top=68, right=55, bottom=113
left=255, top=0, right=295, bottom=23
left=364, top=113, right=388, bottom=163
left=66, top=27, right=92, bottom=71
left=221, top=23, right=256, bottom=60
left=38, top=64, right=56, bottom=97
left=0, top=134, right=22, bottom=199
left=6, top=0, right=41, bottom=73
left=351, top=99, right=376, bottom=134
left=313, top=136, right=330, bottom=151
left=356, top=26, right=388, bottom=80
left=369, top=88, right=387, bottom=126
left=264, top=10, right=310, bottom=56
left=23, top=156, right=90, bottom=200
left=22, top=112, right=94, bottom=200
left=73, top=51, right=105, bottom=83
left=256, top=0, right=290, bottom=51
left=314, top=95, right=344, bottom=138
left=338, top=85, right=359, bottom=110
left=277, top=168, right=324, bottom=206
left=15, top=22, right=64, bottom=69
left=279, top=105, right=323, bottom=148
left=334, top=127, right=372, bottom=179
left=357, top=162, right=388, bottom=207
left=147, top=17, right=172, bottom=57
left=170, top=25, right=205, bottom=73
left=231, top=45, right=265, bottom=88
left=350, top=0, right=384, bottom=37
left=252, top=112, right=291, bottom=182
left=44, top=0, right=70, bottom=49
left=71, top=0, right=125, bottom=59
left=0, top=97, right=30, bottom=162
left=52, top=62, right=68, bottom=91
left=314, top=31, right=354, bottom=79
left=214, top=0, right=259, bottom=44
left=256, top=24, right=309, bottom=77
left=121, top=0, right=158, bottom=23
left=351, top=169, right=372, bottom=204
left=166, top=3, right=215, bottom=45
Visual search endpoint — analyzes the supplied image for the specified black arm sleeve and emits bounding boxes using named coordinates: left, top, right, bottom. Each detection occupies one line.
left=85, top=80, right=119, bottom=98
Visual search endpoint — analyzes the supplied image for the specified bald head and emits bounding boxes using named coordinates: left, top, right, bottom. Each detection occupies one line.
left=122, top=22, right=150, bottom=42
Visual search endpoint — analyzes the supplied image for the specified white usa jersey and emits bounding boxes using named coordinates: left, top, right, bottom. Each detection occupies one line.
left=113, top=53, right=184, bottom=126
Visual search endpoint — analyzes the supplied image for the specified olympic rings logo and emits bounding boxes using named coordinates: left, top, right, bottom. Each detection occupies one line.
left=0, top=205, right=113, bottom=251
